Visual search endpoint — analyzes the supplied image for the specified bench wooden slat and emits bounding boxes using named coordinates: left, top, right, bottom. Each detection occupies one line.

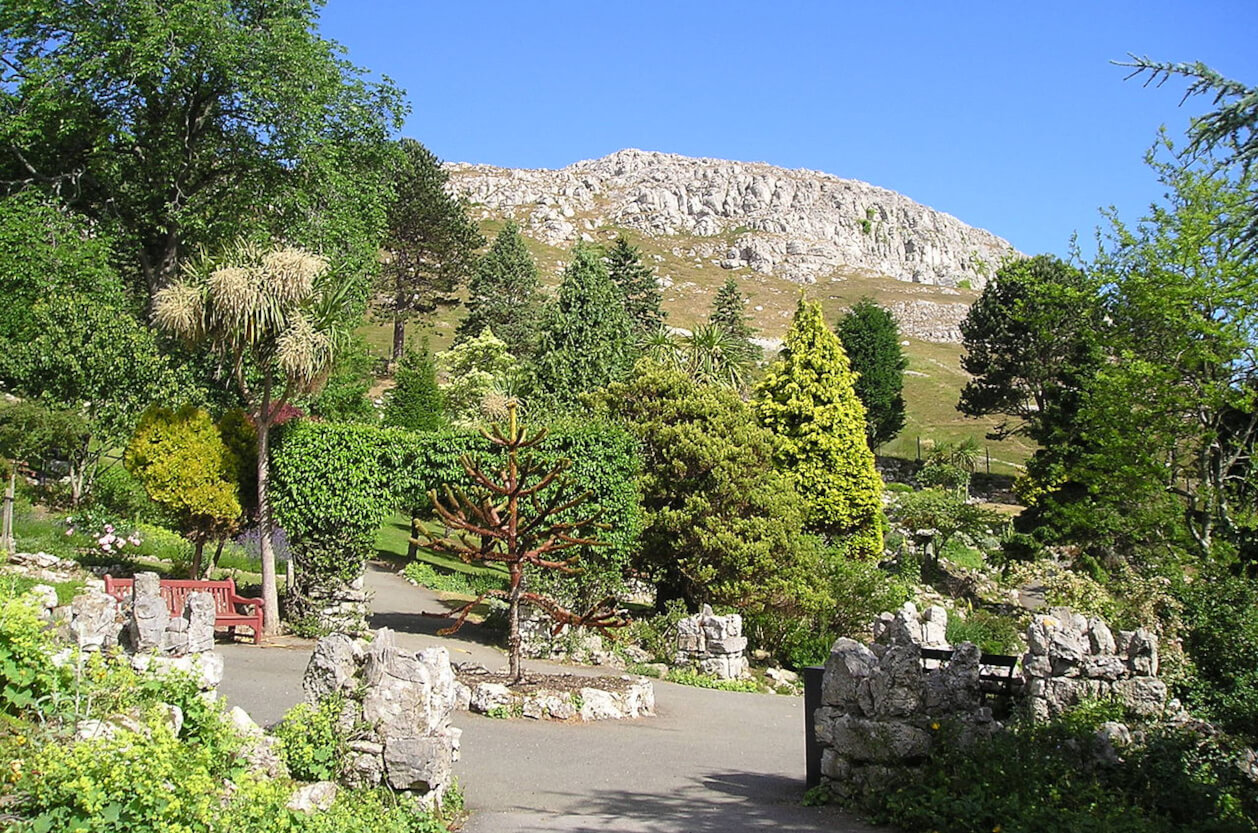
left=102, top=575, right=263, bottom=644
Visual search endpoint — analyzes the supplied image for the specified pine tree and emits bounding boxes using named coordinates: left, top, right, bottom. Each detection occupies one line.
left=836, top=299, right=908, bottom=448
left=382, top=342, right=443, bottom=431
left=530, top=245, right=636, bottom=405
left=456, top=221, right=544, bottom=359
left=377, top=139, right=484, bottom=362
left=753, top=298, right=883, bottom=557
left=605, top=235, right=664, bottom=336
left=708, top=278, right=762, bottom=365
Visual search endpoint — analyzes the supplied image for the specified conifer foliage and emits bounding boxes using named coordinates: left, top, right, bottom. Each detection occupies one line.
left=605, top=235, right=665, bottom=337
left=753, top=298, right=883, bottom=557
left=708, top=277, right=762, bottom=365
left=531, top=245, right=636, bottom=405
left=382, top=343, right=443, bottom=431
left=836, top=299, right=908, bottom=448
left=456, top=221, right=544, bottom=360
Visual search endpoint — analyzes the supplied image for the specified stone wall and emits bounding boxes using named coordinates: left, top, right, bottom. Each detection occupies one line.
left=814, top=604, right=1170, bottom=803
left=1023, top=607, right=1166, bottom=721
left=55, top=571, right=224, bottom=689
left=675, top=604, right=747, bottom=680
left=303, top=629, right=460, bottom=803
left=292, top=572, right=369, bottom=635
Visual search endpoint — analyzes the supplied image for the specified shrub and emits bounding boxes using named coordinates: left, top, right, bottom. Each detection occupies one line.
left=870, top=712, right=1258, bottom=833
left=1179, top=570, right=1258, bottom=745
left=620, top=598, right=690, bottom=663
left=274, top=696, right=346, bottom=782
left=665, top=668, right=760, bottom=693
left=404, top=561, right=506, bottom=597
left=946, top=608, right=1024, bottom=654
left=90, top=463, right=163, bottom=524
left=0, top=592, right=71, bottom=715
left=18, top=721, right=222, bottom=833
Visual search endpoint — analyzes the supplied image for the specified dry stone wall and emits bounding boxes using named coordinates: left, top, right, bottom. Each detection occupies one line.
left=815, top=604, right=1171, bottom=803
left=675, top=604, right=747, bottom=680
left=1023, top=607, right=1167, bottom=720
left=303, top=629, right=460, bottom=801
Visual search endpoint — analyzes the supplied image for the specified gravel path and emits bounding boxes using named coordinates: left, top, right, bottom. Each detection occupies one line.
left=218, top=562, right=881, bottom=833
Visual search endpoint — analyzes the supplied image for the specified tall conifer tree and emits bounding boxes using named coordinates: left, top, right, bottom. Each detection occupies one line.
left=708, top=277, right=761, bottom=365
left=836, top=299, right=908, bottom=448
left=457, top=221, right=544, bottom=359
left=753, top=298, right=883, bottom=557
left=531, top=245, right=636, bottom=405
left=605, top=235, right=664, bottom=336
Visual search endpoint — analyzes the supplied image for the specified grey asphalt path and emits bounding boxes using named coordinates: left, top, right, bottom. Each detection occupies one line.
left=218, top=562, right=881, bottom=833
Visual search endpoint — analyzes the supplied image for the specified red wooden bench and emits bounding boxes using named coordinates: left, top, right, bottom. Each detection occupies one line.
left=103, top=575, right=264, bottom=644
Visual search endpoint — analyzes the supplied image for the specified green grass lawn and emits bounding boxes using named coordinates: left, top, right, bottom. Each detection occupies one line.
left=374, top=511, right=507, bottom=579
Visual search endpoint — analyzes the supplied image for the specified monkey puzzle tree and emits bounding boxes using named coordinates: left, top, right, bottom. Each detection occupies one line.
left=154, top=241, right=344, bottom=633
left=418, top=403, right=623, bottom=683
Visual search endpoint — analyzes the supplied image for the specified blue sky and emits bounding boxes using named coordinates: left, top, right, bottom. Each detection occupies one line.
left=319, top=1, right=1257, bottom=257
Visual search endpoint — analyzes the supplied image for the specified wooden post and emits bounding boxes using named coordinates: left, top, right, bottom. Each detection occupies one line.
left=2, top=471, right=15, bottom=556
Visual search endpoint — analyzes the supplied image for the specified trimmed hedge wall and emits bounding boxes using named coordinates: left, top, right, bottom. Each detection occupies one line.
left=270, top=420, right=642, bottom=600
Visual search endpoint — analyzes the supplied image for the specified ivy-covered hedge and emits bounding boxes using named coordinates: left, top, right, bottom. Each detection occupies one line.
left=270, top=420, right=642, bottom=601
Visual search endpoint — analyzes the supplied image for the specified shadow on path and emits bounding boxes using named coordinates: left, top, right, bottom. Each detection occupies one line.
left=464, top=771, right=882, bottom=833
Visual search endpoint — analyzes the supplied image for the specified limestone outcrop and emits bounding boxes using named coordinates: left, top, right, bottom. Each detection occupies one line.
left=447, top=149, right=1016, bottom=291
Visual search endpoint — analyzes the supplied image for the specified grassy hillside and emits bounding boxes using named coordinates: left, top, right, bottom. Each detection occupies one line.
left=357, top=219, right=1033, bottom=475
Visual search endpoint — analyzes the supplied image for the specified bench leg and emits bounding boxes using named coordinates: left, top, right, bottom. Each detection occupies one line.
left=253, top=617, right=263, bottom=645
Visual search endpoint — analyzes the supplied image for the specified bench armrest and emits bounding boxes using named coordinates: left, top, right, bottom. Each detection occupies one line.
left=228, top=593, right=263, bottom=609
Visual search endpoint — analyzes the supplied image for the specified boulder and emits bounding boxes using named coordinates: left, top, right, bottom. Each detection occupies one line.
left=821, top=638, right=878, bottom=708
left=287, top=781, right=338, bottom=814
left=303, top=633, right=365, bottom=702
left=579, top=687, right=626, bottom=720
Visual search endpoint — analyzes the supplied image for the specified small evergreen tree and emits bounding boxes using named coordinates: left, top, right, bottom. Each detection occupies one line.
left=419, top=403, right=623, bottom=684
left=125, top=405, right=242, bottom=578
left=836, top=299, right=908, bottom=448
left=708, top=277, right=762, bottom=365
left=605, top=235, right=664, bottom=337
left=456, top=221, right=544, bottom=359
left=753, top=298, right=883, bottom=557
left=531, top=245, right=636, bottom=406
left=382, top=342, right=443, bottom=431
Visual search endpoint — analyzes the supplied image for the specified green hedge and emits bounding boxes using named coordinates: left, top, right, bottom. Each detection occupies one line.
left=270, top=420, right=642, bottom=600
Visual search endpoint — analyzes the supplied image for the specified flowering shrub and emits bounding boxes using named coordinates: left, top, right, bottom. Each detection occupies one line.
left=62, top=509, right=143, bottom=557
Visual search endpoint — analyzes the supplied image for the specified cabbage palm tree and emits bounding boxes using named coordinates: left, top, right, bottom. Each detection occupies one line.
left=684, top=323, right=752, bottom=391
left=154, top=241, right=344, bottom=634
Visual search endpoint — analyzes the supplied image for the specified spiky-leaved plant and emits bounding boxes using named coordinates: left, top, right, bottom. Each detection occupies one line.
left=154, top=241, right=345, bottom=633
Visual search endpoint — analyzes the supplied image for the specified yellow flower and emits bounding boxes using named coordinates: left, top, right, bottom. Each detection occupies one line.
left=13, top=735, right=25, bottom=746
left=930, top=721, right=941, bottom=730
left=994, top=826, right=1003, bottom=833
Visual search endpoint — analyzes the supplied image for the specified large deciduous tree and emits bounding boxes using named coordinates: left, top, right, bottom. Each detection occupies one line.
left=0, top=0, right=405, bottom=301
left=154, top=241, right=345, bottom=633
left=753, top=298, right=883, bottom=557
left=377, top=139, right=483, bottom=362
left=605, top=235, right=664, bottom=337
left=456, top=221, right=544, bottom=360
left=836, top=299, right=908, bottom=449
left=531, top=245, right=636, bottom=406
left=591, top=362, right=827, bottom=615
left=958, top=254, right=1104, bottom=442
left=1079, top=159, right=1258, bottom=563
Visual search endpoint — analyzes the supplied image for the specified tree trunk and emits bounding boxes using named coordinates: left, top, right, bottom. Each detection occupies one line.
left=257, top=374, right=280, bottom=636
left=191, top=539, right=205, bottom=580
left=391, top=310, right=407, bottom=364
left=210, top=539, right=226, bottom=574
left=2, top=472, right=14, bottom=555
left=507, top=564, right=523, bottom=684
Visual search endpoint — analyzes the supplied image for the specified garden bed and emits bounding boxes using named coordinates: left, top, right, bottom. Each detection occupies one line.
left=455, top=667, right=655, bottom=721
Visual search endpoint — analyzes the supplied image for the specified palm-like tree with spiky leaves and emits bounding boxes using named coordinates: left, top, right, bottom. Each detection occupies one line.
left=154, top=241, right=348, bottom=634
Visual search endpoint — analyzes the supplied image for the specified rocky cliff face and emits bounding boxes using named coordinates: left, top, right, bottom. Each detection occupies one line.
left=447, top=149, right=1016, bottom=291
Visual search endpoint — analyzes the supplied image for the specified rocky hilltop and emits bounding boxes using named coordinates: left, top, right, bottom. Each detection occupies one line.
left=447, top=149, right=1016, bottom=291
